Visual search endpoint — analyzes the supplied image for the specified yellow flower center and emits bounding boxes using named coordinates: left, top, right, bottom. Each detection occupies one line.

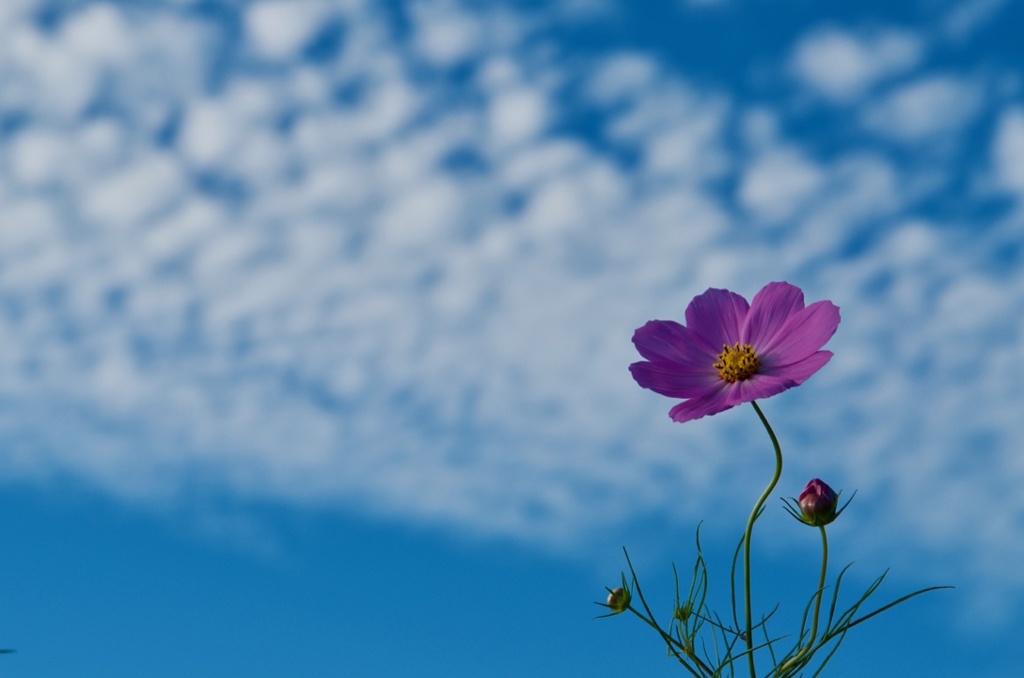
left=713, top=343, right=761, bottom=383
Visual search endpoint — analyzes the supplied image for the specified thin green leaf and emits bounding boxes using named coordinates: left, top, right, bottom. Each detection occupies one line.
left=844, top=585, right=954, bottom=632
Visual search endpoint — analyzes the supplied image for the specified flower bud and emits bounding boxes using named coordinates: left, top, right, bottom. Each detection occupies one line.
left=798, top=478, right=839, bottom=526
left=674, top=602, right=692, bottom=623
left=606, top=586, right=631, bottom=614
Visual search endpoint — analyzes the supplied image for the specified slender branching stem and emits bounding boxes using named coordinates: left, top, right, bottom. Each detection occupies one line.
left=744, top=400, right=784, bottom=678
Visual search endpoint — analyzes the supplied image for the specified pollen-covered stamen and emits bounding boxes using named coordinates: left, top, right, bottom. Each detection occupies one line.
left=713, top=342, right=761, bottom=383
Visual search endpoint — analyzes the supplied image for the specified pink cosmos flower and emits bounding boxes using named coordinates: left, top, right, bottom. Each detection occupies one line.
left=629, top=282, right=840, bottom=423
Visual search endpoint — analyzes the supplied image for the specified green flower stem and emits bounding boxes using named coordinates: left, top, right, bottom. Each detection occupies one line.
left=779, top=525, right=829, bottom=675
left=809, top=525, right=829, bottom=650
left=744, top=400, right=783, bottom=678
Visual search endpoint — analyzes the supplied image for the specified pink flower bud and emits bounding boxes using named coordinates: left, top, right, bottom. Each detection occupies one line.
left=798, top=478, right=839, bottom=526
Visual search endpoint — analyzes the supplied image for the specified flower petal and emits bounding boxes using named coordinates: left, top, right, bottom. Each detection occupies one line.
left=760, top=300, right=840, bottom=363
left=762, top=350, right=833, bottom=385
left=741, top=282, right=805, bottom=348
left=632, top=320, right=717, bottom=368
left=667, top=384, right=735, bottom=423
left=724, top=373, right=797, bottom=405
left=684, top=288, right=749, bottom=353
left=629, top=361, right=720, bottom=398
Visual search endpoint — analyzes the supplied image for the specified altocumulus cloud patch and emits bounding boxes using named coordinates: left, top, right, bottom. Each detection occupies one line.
left=0, top=0, right=1024, bottom=613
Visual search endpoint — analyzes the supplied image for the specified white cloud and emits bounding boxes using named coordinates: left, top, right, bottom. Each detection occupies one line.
left=0, top=199, right=61, bottom=259
left=61, top=4, right=134, bottom=62
left=0, top=6, right=209, bottom=130
left=9, top=119, right=128, bottom=189
left=411, top=0, right=482, bottom=66
left=375, top=177, right=464, bottom=248
left=738, top=147, right=825, bottom=223
left=4, top=24, right=101, bottom=119
left=498, top=139, right=589, bottom=190
left=81, top=153, right=187, bottom=228
left=0, top=0, right=32, bottom=29
left=599, top=76, right=731, bottom=183
left=8, top=128, right=65, bottom=187
left=180, top=99, right=244, bottom=168
left=1, top=0, right=1024, bottom=616
left=790, top=27, right=924, bottom=102
left=861, top=75, right=982, bottom=142
left=990, top=107, right=1024, bottom=195
left=178, top=78, right=292, bottom=183
left=585, top=53, right=659, bottom=105
left=487, top=86, right=550, bottom=149
left=244, top=0, right=334, bottom=60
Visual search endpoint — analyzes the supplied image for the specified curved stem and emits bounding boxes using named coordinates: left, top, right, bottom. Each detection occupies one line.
left=779, top=526, right=829, bottom=675
left=743, top=400, right=784, bottom=678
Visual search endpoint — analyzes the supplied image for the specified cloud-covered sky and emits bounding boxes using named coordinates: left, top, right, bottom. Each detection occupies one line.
left=1, top=0, right=1023, bottom=673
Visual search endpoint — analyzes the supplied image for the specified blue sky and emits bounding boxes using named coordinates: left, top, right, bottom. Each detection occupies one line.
left=0, top=0, right=1022, bottom=675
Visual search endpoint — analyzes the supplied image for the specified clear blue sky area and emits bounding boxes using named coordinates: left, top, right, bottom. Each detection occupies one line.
left=1, top=0, right=1022, bottom=675
left=0, top=485, right=985, bottom=677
